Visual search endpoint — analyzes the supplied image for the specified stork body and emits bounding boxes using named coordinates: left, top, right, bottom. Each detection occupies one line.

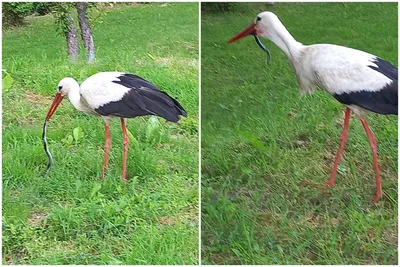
left=288, top=44, right=397, bottom=115
left=228, top=12, right=398, bottom=200
left=46, top=72, right=186, bottom=182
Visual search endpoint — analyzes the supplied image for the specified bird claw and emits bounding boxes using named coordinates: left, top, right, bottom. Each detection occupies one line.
left=371, top=193, right=383, bottom=202
left=325, top=180, right=335, bottom=188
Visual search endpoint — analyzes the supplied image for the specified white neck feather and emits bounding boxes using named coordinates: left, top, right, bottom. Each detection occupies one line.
left=267, top=20, right=303, bottom=59
left=67, top=80, right=86, bottom=112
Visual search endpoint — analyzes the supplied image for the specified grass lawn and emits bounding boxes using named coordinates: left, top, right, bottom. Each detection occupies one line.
left=201, top=2, right=397, bottom=265
left=3, top=3, right=198, bottom=265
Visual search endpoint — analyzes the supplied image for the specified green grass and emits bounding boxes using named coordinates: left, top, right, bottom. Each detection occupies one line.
left=3, top=3, right=198, bottom=264
left=201, top=2, right=397, bottom=265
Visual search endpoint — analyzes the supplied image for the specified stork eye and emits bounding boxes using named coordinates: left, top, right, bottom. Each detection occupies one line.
left=58, top=86, right=62, bottom=91
left=256, top=16, right=261, bottom=21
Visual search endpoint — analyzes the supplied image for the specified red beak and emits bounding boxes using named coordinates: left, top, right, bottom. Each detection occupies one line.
left=46, top=92, right=64, bottom=121
left=227, top=23, right=257, bottom=43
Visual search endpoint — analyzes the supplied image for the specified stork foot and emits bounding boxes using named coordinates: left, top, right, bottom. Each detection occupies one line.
left=371, top=192, right=383, bottom=202
left=325, top=180, right=335, bottom=188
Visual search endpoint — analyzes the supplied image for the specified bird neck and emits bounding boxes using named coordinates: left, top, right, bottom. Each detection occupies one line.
left=67, top=80, right=86, bottom=112
left=268, top=20, right=303, bottom=59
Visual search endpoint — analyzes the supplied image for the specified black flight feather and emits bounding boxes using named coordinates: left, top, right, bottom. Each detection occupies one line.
left=95, top=73, right=187, bottom=122
left=333, top=81, right=398, bottom=115
left=368, top=57, right=398, bottom=81
left=333, top=57, right=398, bottom=115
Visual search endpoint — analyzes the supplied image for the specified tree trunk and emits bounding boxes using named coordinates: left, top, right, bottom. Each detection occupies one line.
left=66, top=13, right=80, bottom=62
left=76, top=2, right=95, bottom=63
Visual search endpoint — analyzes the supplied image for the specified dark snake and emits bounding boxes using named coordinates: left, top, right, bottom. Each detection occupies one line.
left=254, top=35, right=271, bottom=64
left=42, top=120, right=53, bottom=177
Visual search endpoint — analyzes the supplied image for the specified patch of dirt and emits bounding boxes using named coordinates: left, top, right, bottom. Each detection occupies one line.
left=50, top=241, right=76, bottom=252
left=9, top=190, right=20, bottom=197
left=4, top=254, right=13, bottom=265
left=28, top=211, right=48, bottom=227
left=4, top=252, right=25, bottom=265
left=15, top=116, right=37, bottom=127
left=4, top=91, right=52, bottom=127
left=158, top=216, right=178, bottom=226
left=134, top=57, right=197, bottom=68
left=155, top=57, right=174, bottom=66
left=156, top=143, right=170, bottom=149
left=292, top=134, right=310, bottom=148
left=303, top=211, right=343, bottom=228
left=25, top=91, right=52, bottom=106
left=322, top=150, right=337, bottom=168
left=380, top=224, right=398, bottom=246
left=209, top=252, right=240, bottom=265
left=188, top=213, right=198, bottom=226
left=156, top=57, right=197, bottom=67
left=98, top=2, right=141, bottom=11
left=182, top=41, right=197, bottom=52
left=176, top=59, right=199, bottom=68
left=293, top=139, right=307, bottom=147
left=177, top=58, right=197, bottom=67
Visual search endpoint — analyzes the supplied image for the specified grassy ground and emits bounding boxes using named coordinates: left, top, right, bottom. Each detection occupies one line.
left=201, top=2, right=397, bottom=265
left=3, top=3, right=198, bottom=264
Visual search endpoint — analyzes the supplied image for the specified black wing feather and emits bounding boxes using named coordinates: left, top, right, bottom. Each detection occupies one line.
left=333, top=58, right=398, bottom=115
left=333, top=81, right=398, bottom=115
left=95, top=73, right=187, bottom=122
left=368, top=57, right=398, bottom=81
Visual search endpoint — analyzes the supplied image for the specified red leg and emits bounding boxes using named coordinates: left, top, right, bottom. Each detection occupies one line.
left=326, top=107, right=351, bottom=187
left=121, top=118, right=129, bottom=183
left=101, top=123, right=111, bottom=181
left=360, top=118, right=382, bottom=201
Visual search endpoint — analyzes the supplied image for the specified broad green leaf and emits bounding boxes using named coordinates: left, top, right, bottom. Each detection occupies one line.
left=89, top=182, right=102, bottom=199
left=2, top=73, right=13, bottom=92
left=146, top=116, right=161, bottom=141
left=126, top=128, right=139, bottom=146
left=239, top=131, right=267, bottom=152
left=61, top=135, right=73, bottom=146
left=73, top=127, right=84, bottom=142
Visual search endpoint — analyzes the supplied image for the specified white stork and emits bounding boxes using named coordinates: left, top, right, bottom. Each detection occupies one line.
left=228, top=12, right=398, bottom=201
left=45, top=72, right=187, bottom=183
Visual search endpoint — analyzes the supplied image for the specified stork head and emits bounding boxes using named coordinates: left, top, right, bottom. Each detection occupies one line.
left=57, top=77, right=77, bottom=96
left=45, top=77, right=77, bottom=121
left=228, top=12, right=281, bottom=63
